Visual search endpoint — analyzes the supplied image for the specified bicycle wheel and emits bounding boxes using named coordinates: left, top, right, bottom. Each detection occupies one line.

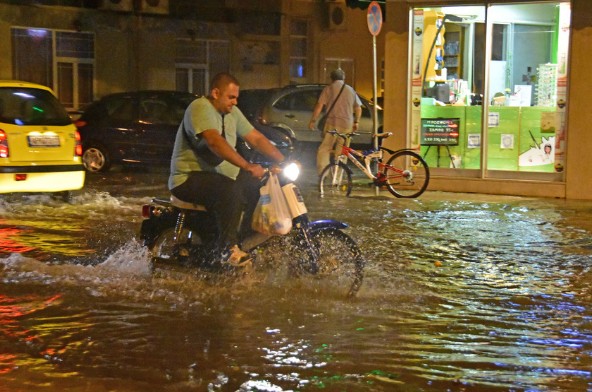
left=382, top=150, right=430, bottom=198
left=305, top=227, right=365, bottom=298
left=318, top=162, right=352, bottom=197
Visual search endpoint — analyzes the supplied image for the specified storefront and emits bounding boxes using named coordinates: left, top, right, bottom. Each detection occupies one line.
left=383, top=1, right=582, bottom=199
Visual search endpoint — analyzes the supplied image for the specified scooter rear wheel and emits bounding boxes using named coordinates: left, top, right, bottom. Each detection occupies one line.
left=150, top=227, right=193, bottom=264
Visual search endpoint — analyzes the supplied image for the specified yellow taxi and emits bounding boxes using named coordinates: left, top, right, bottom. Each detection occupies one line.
left=0, top=80, right=85, bottom=199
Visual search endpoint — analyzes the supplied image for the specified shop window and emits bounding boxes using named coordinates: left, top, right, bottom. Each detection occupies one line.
left=409, top=3, right=569, bottom=179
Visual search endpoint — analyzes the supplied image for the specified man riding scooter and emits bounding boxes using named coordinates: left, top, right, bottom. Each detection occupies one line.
left=168, top=72, right=285, bottom=267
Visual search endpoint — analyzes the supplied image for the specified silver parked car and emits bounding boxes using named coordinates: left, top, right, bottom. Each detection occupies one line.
left=237, top=84, right=382, bottom=146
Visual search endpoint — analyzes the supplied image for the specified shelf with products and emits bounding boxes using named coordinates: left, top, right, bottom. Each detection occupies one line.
left=535, top=63, right=558, bottom=107
left=444, top=25, right=463, bottom=80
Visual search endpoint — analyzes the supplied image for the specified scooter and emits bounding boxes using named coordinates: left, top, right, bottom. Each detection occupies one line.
left=139, top=162, right=365, bottom=297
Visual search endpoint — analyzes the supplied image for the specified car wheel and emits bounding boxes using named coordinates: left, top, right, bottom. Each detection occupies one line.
left=82, top=144, right=111, bottom=172
left=52, top=191, right=72, bottom=203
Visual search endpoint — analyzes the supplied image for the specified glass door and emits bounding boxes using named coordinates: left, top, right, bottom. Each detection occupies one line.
left=486, top=2, right=569, bottom=179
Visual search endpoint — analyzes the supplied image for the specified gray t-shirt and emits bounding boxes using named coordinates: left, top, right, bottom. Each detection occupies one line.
left=318, top=80, right=362, bottom=130
left=168, top=96, right=253, bottom=189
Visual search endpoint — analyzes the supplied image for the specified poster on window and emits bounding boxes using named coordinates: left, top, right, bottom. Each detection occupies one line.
left=467, top=134, right=481, bottom=148
left=500, top=134, right=514, bottom=149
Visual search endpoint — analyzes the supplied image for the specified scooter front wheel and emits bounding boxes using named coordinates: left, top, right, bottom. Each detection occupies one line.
left=301, top=227, right=365, bottom=298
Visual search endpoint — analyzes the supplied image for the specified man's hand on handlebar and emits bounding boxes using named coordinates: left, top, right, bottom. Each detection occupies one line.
left=245, top=160, right=298, bottom=179
left=245, top=163, right=267, bottom=179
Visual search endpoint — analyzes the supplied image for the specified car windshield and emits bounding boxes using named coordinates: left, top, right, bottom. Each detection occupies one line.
left=176, top=93, right=198, bottom=108
left=0, top=87, right=72, bottom=126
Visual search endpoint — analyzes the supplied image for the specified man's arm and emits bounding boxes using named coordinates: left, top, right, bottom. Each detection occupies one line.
left=308, top=101, right=324, bottom=130
left=201, top=129, right=266, bottom=177
left=353, top=105, right=362, bottom=131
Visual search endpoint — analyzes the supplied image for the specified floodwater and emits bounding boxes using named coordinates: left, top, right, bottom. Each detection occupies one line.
left=1, top=166, right=591, bottom=391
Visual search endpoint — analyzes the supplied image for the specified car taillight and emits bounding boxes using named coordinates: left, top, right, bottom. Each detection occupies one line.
left=74, top=130, right=82, bottom=156
left=74, top=120, right=87, bottom=128
left=0, top=130, right=8, bottom=158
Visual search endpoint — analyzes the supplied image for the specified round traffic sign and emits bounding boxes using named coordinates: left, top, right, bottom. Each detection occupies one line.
left=367, top=1, right=383, bottom=36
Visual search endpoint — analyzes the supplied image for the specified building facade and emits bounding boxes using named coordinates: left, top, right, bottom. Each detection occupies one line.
left=0, top=0, right=384, bottom=108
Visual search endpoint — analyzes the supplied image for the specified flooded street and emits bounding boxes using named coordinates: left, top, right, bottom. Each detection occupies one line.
left=1, top=166, right=591, bottom=391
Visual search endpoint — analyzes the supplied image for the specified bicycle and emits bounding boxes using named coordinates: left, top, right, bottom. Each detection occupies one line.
left=318, top=130, right=430, bottom=198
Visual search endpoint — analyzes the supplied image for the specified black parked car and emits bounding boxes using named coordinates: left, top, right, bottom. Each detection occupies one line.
left=76, top=91, right=293, bottom=172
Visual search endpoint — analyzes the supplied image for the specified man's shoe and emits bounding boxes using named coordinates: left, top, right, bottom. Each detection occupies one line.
left=223, top=244, right=252, bottom=268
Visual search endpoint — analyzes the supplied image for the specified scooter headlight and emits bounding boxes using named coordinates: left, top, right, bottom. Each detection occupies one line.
left=282, top=162, right=300, bottom=182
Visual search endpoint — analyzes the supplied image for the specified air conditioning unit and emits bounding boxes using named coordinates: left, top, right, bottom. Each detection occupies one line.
left=328, top=2, right=347, bottom=30
left=139, top=0, right=169, bottom=15
left=99, top=0, right=133, bottom=12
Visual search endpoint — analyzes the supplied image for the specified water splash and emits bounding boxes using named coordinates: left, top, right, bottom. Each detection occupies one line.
left=0, top=239, right=151, bottom=284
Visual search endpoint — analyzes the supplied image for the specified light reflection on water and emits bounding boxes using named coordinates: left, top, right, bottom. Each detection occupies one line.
left=0, top=176, right=591, bottom=391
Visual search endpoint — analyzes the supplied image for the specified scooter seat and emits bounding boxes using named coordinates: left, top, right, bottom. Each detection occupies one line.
left=170, top=195, right=207, bottom=211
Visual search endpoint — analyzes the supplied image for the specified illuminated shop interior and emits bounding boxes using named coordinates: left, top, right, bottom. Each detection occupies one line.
left=410, top=3, right=569, bottom=179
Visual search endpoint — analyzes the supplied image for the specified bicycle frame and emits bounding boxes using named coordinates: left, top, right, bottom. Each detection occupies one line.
left=336, top=143, right=410, bottom=183
left=337, top=144, right=381, bottom=180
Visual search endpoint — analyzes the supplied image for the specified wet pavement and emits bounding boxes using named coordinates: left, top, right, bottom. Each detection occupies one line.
left=0, top=160, right=591, bottom=391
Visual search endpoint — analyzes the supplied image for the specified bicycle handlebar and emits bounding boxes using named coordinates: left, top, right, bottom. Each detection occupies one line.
left=327, top=129, right=393, bottom=140
left=375, top=132, right=393, bottom=139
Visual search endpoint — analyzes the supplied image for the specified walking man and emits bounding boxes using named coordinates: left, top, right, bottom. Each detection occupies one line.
left=308, top=68, right=362, bottom=175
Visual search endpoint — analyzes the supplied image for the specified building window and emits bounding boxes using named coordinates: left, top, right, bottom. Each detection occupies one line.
left=12, top=28, right=52, bottom=88
left=56, top=31, right=94, bottom=109
left=176, top=39, right=230, bottom=95
left=12, top=28, right=94, bottom=110
left=289, top=19, right=308, bottom=80
left=239, top=11, right=281, bottom=36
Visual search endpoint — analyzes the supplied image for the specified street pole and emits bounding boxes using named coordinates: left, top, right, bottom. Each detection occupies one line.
left=367, top=1, right=382, bottom=196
